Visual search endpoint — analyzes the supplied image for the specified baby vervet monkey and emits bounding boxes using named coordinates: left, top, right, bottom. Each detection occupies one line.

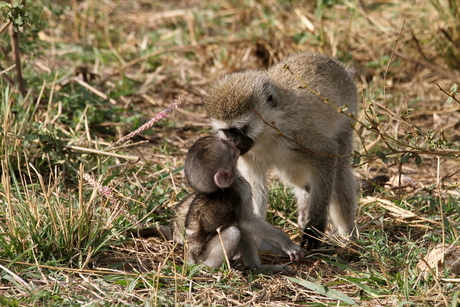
left=132, top=136, right=303, bottom=273
left=204, top=52, right=359, bottom=250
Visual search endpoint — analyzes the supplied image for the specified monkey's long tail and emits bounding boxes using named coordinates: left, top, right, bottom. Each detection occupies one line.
left=127, top=225, right=173, bottom=241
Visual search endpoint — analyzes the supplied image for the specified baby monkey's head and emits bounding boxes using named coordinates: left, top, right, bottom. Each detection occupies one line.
left=185, top=136, right=240, bottom=194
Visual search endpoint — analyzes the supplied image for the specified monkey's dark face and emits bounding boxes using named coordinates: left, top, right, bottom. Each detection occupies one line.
left=220, top=126, right=254, bottom=155
left=205, top=71, right=281, bottom=156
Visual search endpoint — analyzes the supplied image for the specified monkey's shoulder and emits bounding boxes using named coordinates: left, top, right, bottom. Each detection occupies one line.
left=192, top=189, right=241, bottom=219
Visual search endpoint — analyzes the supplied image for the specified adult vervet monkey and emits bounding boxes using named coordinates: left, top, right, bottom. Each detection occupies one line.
left=204, top=52, right=358, bottom=250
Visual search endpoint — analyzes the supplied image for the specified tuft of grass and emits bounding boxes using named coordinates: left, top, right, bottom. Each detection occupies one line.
left=429, top=0, right=460, bottom=70
left=0, top=84, right=124, bottom=266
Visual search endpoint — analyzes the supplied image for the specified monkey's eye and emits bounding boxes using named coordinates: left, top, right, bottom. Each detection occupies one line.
left=266, top=94, right=277, bottom=108
left=262, top=82, right=277, bottom=108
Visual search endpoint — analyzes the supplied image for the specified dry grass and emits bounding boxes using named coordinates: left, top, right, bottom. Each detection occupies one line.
left=0, top=0, right=459, bottom=306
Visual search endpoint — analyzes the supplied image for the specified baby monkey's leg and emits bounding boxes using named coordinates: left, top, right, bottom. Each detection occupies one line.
left=199, top=226, right=241, bottom=268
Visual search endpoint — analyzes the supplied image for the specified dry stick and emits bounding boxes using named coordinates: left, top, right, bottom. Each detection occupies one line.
left=383, top=16, right=407, bottom=107
left=0, top=263, right=32, bottom=291
left=73, top=77, right=118, bottom=105
left=283, top=63, right=396, bottom=153
left=0, top=64, right=16, bottom=87
left=251, top=104, right=457, bottom=171
left=0, top=19, right=12, bottom=35
left=0, top=64, right=16, bottom=76
left=9, top=26, right=25, bottom=96
left=65, top=145, right=140, bottom=162
left=435, top=83, right=460, bottom=105
left=289, top=19, right=457, bottom=161
left=418, top=256, right=450, bottom=306
left=437, top=156, right=446, bottom=249
left=249, top=107, right=349, bottom=160
left=216, top=227, right=232, bottom=269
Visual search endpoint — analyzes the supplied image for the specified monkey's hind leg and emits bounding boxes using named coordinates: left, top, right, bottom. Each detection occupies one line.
left=296, top=166, right=336, bottom=250
left=238, top=234, right=294, bottom=275
left=330, top=166, right=358, bottom=239
left=198, top=226, right=241, bottom=268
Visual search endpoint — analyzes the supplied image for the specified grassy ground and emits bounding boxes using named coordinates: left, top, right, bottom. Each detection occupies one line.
left=0, top=0, right=459, bottom=306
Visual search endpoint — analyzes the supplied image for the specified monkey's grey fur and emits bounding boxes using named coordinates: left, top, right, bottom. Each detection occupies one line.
left=204, top=52, right=358, bottom=250
left=132, top=136, right=303, bottom=273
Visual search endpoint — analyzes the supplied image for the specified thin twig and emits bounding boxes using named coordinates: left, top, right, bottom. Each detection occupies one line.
left=0, top=64, right=16, bottom=76
left=65, top=145, right=140, bottom=161
left=418, top=256, right=450, bottom=306
left=73, top=77, right=118, bottom=105
left=249, top=107, right=350, bottom=159
left=0, top=258, right=211, bottom=280
left=435, top=83, right=460, bottom=105
left=0, top=263, right=33, bottom=291
left=216, top=227, right=232, bottom=269
left=383, top=16, right=407, bottom=106
left=0, top=20, right=12, bottom=35
left=282, top=59, right=460, bottom=161
left=0, top=64, right=16, bottom=87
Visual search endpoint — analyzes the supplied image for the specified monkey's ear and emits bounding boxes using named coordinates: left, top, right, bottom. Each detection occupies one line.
left=214, top=168, right=235, bottom=189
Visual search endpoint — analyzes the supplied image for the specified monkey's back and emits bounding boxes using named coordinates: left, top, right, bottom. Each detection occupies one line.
left=268, top=52, right=356, bottom=108
left=267, top=52, right=357, bottom=136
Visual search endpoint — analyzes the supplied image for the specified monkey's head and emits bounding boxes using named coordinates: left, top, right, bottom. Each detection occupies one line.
left=204, top=71, right=280, bottom=155
left=185, top=136, right=240, bottom=194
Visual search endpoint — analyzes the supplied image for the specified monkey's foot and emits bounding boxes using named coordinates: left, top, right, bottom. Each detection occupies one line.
left=258, top=264, right=294, bottom=275
left=301, top=228, right=323, bottom=251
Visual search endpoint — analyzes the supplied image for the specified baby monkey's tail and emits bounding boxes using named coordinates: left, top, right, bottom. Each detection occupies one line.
left=127, top=225, right=173, bottom=241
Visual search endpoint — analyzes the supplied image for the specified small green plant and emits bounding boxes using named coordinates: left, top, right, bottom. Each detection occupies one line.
left=0, top=2, right=29, bottom=28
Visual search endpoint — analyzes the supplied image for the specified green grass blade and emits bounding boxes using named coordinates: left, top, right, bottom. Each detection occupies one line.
left=285, top=276, right=356, bottom=305
left=339, top=276, right=385, bottom=297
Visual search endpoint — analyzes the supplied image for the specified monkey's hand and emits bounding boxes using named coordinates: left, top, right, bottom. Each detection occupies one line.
left=280, top=241, right=305, bottom=262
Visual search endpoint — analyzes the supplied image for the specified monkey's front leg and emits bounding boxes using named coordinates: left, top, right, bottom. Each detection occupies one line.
left=237, top=155, right=269, bottom=218
left=192, top=226, right=241, bottom=268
